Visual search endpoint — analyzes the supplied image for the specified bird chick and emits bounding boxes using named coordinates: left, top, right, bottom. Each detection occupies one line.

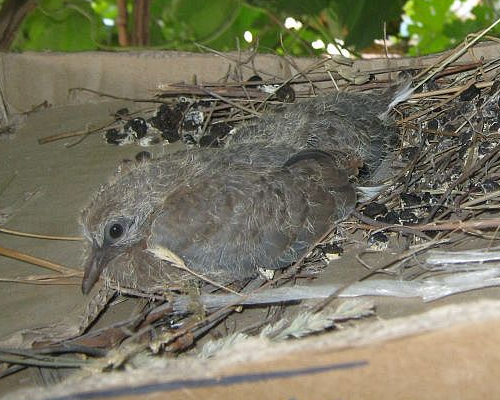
left=80, top=85, right=410, bottom=294
left=228, top=85, right=409, bottom=183
left=81, top=145, right=355, bottom=294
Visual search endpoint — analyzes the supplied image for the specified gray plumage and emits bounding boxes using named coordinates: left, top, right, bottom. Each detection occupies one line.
left=228, top=88, right=401, bottom=182
left=80, top=86, right=410, bottom=294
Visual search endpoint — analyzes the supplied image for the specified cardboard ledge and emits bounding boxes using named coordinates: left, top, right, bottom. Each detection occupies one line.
left=9, top=299, right=500, bottom=400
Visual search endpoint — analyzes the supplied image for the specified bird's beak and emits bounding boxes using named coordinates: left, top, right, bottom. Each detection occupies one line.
left=82, top=240, right=109, bottom=295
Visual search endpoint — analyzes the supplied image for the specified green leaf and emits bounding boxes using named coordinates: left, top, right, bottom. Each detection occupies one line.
left=246, top=0, right=331, bottom=16
left=203, top=4, right=264, bottom=51
left=15, top=0, right=105, bottom=51
left=331, top=0, right=405, bottom=49
left=159, top=0, right=242, bottom=45
left=402, top=0, right=498, bottom=55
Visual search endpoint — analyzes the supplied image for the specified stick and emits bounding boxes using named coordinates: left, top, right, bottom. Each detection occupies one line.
left=0, top=245, right=82, bottom=275
left=0, top=227, right=82, bottom=241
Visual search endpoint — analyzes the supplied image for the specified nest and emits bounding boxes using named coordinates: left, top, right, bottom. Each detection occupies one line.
left=4, top=33, right=500, bottom=383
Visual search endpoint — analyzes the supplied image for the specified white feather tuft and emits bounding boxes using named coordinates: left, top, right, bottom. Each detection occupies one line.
left=378, top=79, right=414, bottom=121
left=356, top=185, right=388, bottom=202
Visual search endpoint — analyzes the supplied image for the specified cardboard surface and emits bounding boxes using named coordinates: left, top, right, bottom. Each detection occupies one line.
left=130, top=318, right=499, bottom=400
left=0, top=51, right=310, bottom=114
left=10, top=300, right=500, bottom=400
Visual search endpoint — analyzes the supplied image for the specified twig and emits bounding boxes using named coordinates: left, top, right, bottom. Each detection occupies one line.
left=0, top=364, right=26, bottom=379
left=408, top=80, right=493, bottom=101
left=354, top=216, right=500, bottom=233
left=0, top=245, right=82, bottom=276
left=0, top=275, right=81, bottom=285
left=68, top=87, right=163, bottom=104
left=351, top=210, right=431, bottom=239
left=424, top=142, right=500, bottom=223
left=414, top=17, right=500, bottom=88
left=0, top=352, right=86, bottom=368
left=38, top=121, right=121, bottom=145
left=198, top=86, right=261, bottom=117
left=0, top=227, right=82, bottom=241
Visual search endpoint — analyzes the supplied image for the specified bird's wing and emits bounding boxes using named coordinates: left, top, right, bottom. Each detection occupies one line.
left=148, top=153, right=355, bottom=284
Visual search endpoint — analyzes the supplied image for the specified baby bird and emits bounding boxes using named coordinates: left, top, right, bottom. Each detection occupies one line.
left=81, top=85, right=410, bottom=294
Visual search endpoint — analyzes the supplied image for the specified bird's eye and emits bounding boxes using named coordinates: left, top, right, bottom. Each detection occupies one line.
left=109, top=223, right=124, bottom=239
left=104, top=219, right=127, bottom=243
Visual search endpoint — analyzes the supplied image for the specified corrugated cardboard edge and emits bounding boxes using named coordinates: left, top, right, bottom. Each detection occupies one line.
left=8, top=298, right=500, bottom=400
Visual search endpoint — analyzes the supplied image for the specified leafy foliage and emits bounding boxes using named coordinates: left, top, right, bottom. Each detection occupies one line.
left=154, top=0, right=259, bottom=51
left=6, top=0, right=500, bottom=55
left=13, top=0, right=108, bottom=51
left=403, top=0, right=500, bottom=55
left=331, top=0, right=405, bottom=48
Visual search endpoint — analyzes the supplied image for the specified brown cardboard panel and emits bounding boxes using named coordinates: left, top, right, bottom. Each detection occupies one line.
left=33, top=315, right=499, bottom=400
left=0, top=51, right=310, bottom=114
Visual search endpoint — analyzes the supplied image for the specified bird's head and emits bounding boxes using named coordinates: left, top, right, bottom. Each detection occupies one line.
left=80, top=167, right=158, bottom=294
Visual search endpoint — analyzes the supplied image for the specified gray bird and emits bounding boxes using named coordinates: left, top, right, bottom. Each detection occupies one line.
left=81, top=85, right=410, bottom=294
